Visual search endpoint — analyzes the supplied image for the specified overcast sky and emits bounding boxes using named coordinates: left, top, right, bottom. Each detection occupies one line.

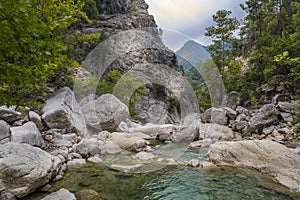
left=145, top=0, right=246, bottom=50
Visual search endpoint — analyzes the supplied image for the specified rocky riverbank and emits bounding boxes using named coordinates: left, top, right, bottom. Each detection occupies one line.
left=0, top=87, right=299, bottom=199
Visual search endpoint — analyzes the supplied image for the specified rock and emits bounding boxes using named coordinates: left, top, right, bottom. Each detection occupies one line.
left=81, top=94, right=129, bottom=132
left=236, top=106, right=249, bottom=115
left=201, top=107, right=228, bottom=125
left=29, top=111, right=43, bottom=130
left=200, top=161, right=215, bottom=168
left=236, top=114, right=247, bottom=121
left=187, top=159, right=200, bottom=167
left=73, top=138, right=103, bottom=157
left=67, top=159, right=86, bottom=166
left=210, top=108, right=228, bottom=125
left=41, top=188, right=76, bottom=200
left=199, top=123, right=234, bottom=141
left=231, top=121, right=248, bottom=131
left=87, top=156, right=103, bottom=163
left=110, top=164, right=144, bottom=172
left=97, top=131, right=110, bottom=141
left=79, top=94, right=97, bottom=107
left=0, top=120, right=10, bottom=144
left=0, top=106, right=22, bottom=123
left=135, top=152, right=155, bottom=160
left=262, top=126, right=275, bottom=135
left=42, top=87, right=87, bottom=136
left=10, top=122, right=45, bottom=147
left=0, top=142, right=61, bottom=198
left=201, top=108, right=212, bottom=123
left=181, top=113, right=201, bottom=126
left=280, top=112, right=293, bottom=122
left=208, top=140, right=300, bottom=193
left=277, top=127, right=293, bottom=135
left=170, top=125, right=199, bottom=142
left=278, top=102, right=295, bottom=114
left=76, top=189, right=100, bottom=200
left=224, top=107, right=237, bottom=120
left=225, top=91, right=240, bottom=109
left=128, top=132, right=152, bottom=140
left=248, top=104, right=278, bottom=133
left=101, top=141, right=123, bottom=155
left=0, top=192, right=16, bottom=200
left=110, top=132, right=147, bottom=151
left=69, top=152, right=82, bottom=159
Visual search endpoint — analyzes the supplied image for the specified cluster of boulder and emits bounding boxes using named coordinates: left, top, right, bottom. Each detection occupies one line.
left=201, top=96, right=299, bottom=147
left=0, top=87, right=299, bottom=199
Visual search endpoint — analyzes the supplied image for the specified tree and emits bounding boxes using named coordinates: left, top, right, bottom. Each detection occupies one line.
left=0, top=0, right=88, bottom=106
left=205, top=10, right=241, bottom=90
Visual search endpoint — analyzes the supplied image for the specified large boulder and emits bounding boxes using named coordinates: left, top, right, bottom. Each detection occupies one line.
left=201, top=108, right=228, bottom=125
left=10, top=122, right=45, bottom=147
left=110, top=132, right=147, bottom=152
left=208, top=140, right=300, bottom=193
left=0, top=106, right=22, bottom=123
left=248, top=104, right=278, bottom=133
left=278, top=102, right=295, bottom=114
left=41, top=188, right=76, bottom=200
left=42, top=87, right=87, bottom=136
left=0, top=142, right=62, bottom=198
left=0, top=120, right=10, bottom=144
left=199, top=123, right=235, bottom=141
left=73, top=138, right=103, bottom=157
left=170, top=125, right=199, bottom=142
left=82, top=94, right=129, bottom=132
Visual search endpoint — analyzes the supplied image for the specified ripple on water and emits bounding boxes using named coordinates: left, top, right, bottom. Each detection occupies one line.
left=23, top=146, right=300, bottom=200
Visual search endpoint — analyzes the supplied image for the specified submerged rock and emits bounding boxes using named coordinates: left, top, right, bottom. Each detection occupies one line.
left=41, top=188, right=76, bottom=200
left=0, top=142, right=61, bottom=198
left=208, top=140, right=300, bottom=192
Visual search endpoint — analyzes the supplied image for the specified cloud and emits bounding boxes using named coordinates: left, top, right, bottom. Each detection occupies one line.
left=145, top=0, right=246, bottom=45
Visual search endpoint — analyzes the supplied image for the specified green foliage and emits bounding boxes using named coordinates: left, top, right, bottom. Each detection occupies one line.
left=294, top=101, right=300, bottom=124
left=96, top=70, right=147, bottom=119
left=0, top=0, right=88, bottom=106
left=83, top=0, right=99, bottom=19
left=205, top=10, right=242, bottom=92
left=239, top=0, right=300, bottom=90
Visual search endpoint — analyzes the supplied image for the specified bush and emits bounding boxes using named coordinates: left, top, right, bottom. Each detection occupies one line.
left=83, top=0, right=99, bottom=19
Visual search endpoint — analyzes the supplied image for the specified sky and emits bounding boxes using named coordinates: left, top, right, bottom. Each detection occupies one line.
left=145, top=0, right=246, bottom=51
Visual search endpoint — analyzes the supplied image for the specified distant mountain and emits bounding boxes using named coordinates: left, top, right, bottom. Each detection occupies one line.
left=176, top=40, right=210, bottom=70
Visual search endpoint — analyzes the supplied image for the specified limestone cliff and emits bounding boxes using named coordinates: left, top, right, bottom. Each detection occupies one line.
left=79, top=0, right=195, bottom=124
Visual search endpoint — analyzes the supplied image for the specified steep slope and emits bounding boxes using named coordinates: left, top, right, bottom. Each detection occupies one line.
left=78, top=0, right=197, bottom=124
left=176, top=40, right=210, bottom=70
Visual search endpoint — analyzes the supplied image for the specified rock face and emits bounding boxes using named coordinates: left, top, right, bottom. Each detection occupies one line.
left=208, top=140, right=300, bottom=192
left=41, top=188, right=76, bottom=200
left=0, top=142, right=62, bottom=198
left=80, top=0, right=185, bottom=125
left=10, top=122, right=45, bottom=147
left=0, top=120, right=10, bottom=144
left=42, top=87, right=87, bottom=136
left=82, top=94, right=129, bottom=132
